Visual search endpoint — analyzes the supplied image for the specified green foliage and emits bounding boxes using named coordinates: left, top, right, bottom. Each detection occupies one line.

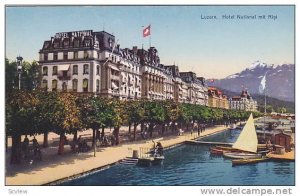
left=5, top=58, right=40, bottom=94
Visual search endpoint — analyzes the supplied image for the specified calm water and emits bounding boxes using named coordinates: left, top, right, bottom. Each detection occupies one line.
left=61, top=129, right=295, bottom=186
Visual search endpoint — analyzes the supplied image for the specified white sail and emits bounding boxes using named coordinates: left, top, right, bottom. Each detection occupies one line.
left=232, top=113, right=258, bottom=153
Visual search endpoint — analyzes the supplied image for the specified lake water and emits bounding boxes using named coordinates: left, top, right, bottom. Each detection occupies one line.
left=60, top=129, right=295, bottom=186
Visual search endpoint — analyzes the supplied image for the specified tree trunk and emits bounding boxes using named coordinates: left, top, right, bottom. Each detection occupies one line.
left=10, top=134, right=21, bottom=164
left=114, top=127, right=120, bottom=145
left=5, top=134, right=8, bottom=152
left=73, top=131, right=78, bottom=143
left=58, top=132, right=65, bottom=155
left=133, top=124, right=137, bottom=141
left=162, top=124, right=165, bottom=136
left=171, top=122, right=175, bottom=132
left=101, top=127, right=105, bottom=140
left=141, top=122, right=145, bottom=133
left=43, top=131, right=48, bottom=148
left=92, top=128, right=96, bottom=147
left=128, top=122, right=132, bottom=133
left=149, top=123, right=154, bottom=138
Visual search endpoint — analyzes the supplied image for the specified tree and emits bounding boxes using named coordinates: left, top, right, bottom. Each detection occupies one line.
left=109, top=99, right=128, bottom=145
left=126, top=100, right=145, bottom=140
left=143, top=101, right=165, bottom=138
left=6, top=90, right=39, bottom=164
left=52, top=93, right=81, bottom=155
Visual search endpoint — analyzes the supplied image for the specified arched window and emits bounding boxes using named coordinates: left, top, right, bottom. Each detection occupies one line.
left=52, top=79, right=57, bottom=91
left=43, top=66, right=48, bottom=76
left=72, top=79, right=78, bottom=92
left=73, top=65, right=78, bottom=75
left=62, top=82, right=67, bottom=92
left=42, top=80, right=47, bottom=89
left=82, top=79, right=88, bottom=92
left=52, top=66, right=58, bottom=75
left=83, top=64, right=89, bottom=74
left=96, top=65, right=100, bottom=75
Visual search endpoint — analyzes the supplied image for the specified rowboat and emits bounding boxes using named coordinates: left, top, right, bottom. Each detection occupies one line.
left=223, top=152, right=262, bottom=159
left=232, top=157, right=269, bottom=166
left=210, top=147, right=225, bottom=155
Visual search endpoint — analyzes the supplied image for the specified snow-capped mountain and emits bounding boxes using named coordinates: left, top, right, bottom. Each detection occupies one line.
left=207, top=61, right=295, bottom=102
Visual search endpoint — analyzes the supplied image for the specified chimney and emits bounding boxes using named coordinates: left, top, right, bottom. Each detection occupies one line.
left=132, top=46, right=138, bottom=54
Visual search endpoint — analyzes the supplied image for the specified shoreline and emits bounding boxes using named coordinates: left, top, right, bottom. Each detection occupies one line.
left=6, top=125, right=230, bottom=186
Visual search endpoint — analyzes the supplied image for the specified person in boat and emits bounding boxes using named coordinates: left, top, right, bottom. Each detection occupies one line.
left=266, top=139, right=272, bottom=151
left=156, top=142, right=164, bottom=156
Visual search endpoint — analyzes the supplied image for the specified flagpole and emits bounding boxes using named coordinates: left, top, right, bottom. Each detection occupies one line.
left=149, top=24, right=151, bottom=48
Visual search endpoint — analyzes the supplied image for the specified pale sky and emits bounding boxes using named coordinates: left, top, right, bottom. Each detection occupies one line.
left=5, top=5, right=294, bottom=79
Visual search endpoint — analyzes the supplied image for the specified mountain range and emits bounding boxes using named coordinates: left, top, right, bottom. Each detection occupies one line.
left=207, top=61, right=295, bottom=102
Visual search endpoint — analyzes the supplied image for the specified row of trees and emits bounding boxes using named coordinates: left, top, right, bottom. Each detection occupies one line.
left=6, top=90, right=262, bottom=164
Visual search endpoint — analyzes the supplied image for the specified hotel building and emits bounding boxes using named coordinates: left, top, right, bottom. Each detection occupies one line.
left=207, top=87, right=229, bottom=109
left=228, top=90, right=258, bottom=111
left=39, top=30, right=214, bottom=106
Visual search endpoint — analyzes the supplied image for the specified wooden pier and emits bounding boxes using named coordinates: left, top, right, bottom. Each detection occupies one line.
left=185, top=140, right=233, bottom=146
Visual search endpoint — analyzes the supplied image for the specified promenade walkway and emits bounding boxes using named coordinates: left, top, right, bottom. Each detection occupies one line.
left=6, top=125, right=229, bottom=185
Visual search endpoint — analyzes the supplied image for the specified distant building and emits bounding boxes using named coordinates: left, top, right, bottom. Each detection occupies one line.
left=207, top=87, right=229, bottom=109
left=179, top=72, right=208, bottom=105
left=228, top=90, right=258, bottom=111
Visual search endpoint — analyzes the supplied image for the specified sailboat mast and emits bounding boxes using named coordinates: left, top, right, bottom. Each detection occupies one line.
left=264, top=85, right=266, bottom=139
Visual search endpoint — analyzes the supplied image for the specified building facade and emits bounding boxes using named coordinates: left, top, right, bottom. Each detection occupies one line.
left=137, top=47, right=166, bottom=100
left=228, top=90, right=258, bottom=111
left=38, top=30, right=217, bottom=108
left=207, top=87, right=229, bottom=109
left=179, top=72, right=208, bottom=105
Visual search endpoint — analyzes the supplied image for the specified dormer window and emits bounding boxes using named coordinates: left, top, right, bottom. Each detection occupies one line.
left=74, top=39, right=80, bottom=47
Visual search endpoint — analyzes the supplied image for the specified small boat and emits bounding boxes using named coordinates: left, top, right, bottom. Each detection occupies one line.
left=232, top=157, right=269, bottom=166
left=210, top=147, right=225, bottom=155
left=223, top=152, right=262, bottom=159
left=223, top=113, right=261, bottom=159
left=229, top=124, right=236, bottom=130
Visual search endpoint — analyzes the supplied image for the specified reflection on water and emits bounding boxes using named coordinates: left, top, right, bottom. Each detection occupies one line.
left=61, top=129, right=295, bottom=186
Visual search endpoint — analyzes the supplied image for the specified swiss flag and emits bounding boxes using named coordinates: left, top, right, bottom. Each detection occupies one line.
left=143, top=25, right=151, bottom=37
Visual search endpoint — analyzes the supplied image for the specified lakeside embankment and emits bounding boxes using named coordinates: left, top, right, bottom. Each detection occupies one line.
left=6, top=125, right=230, bottom=185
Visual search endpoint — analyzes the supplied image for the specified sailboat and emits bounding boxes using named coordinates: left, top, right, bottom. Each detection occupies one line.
left=223, top=113, right=262, bottom=159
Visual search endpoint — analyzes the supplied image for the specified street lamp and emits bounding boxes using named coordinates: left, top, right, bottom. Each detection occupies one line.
left=16, top=56, right=23, bottom=89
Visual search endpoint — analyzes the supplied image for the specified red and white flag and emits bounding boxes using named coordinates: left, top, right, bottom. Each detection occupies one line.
left=143, top=25, right=151, bottom=37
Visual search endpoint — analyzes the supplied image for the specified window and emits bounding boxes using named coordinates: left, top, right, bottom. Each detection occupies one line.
left=96, top=65, right=100, bottom=75
left=83, top=79, right=88, bottom=92
left=74, top=51, right=78, bottom=59
left=52, top=66, right=58, bottom=75
left=73, top=65, right=78, bottom=75
left=72, top=79, right=78, bottom=92
left=63, top=40, right=69, bottom=47
left=96, top=79, right=100, bottom=92
left=74, top=39, right=80, bottom=47
left=44, top=53, right=48, bottom=61
left=43, top=67, right=48, bottom=76
left=42, top=80, right=47, bottom=89
left=84, top=51, right=89, bottom=59
left=52, top=80, right=57, bottom=91
left=62, top=71, right=68, bottom=78
left=63, top=52, right=68, bottom=60
left=53, top=41, right=59, bottom=48
left=54, top=52, right=58, bottom=60
left=83, top=64, right=89, bottom=74
left=84, top=40, right=91, bottom=47
left=62, top=82, right=67, bottom=92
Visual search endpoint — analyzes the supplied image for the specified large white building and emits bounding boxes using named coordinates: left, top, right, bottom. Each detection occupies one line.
left=229, top=90, right=258, bottom=111
left=39, top=29, right=209, bottom=105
